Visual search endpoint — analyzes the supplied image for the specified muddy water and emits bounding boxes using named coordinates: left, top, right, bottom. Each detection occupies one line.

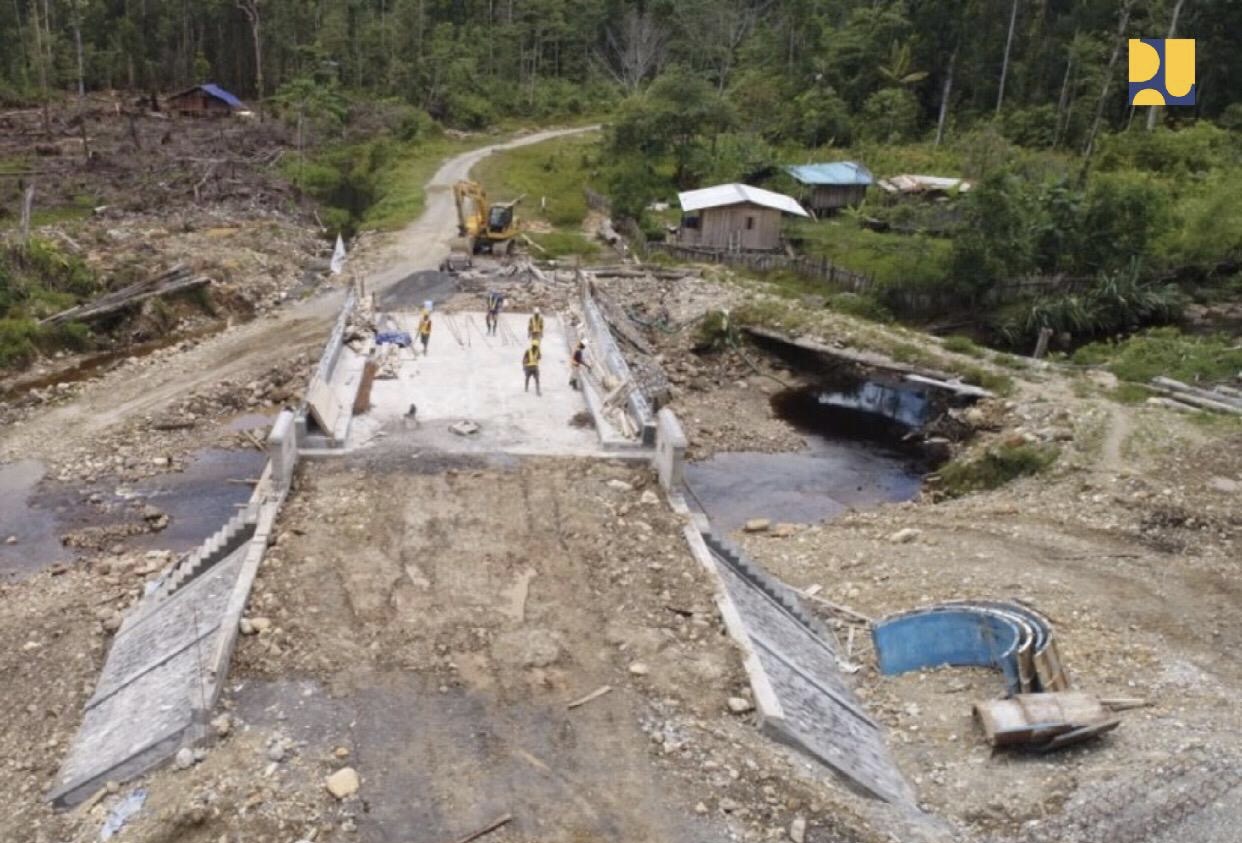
left=0, top=448, right=266, bottom=579
left=684, top=383, right=933, bottom=532
left=0, top=460, right=68, bottom=577
left=124, top=449, right=266, bottom=552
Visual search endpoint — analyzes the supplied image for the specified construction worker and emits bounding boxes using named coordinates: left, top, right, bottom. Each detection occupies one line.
left=485, top=290, right=503, bottom=336
left=522, top=340, right=542, bottom=395
left=527, top=307, right=544, bottom=342
left=569, top=339, right=591, bottom=390
left=417, top=308, right=432, bottom=355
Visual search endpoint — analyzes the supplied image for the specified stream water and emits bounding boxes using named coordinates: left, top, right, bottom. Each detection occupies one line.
left=684, top=382, right=936, bottom=532
left=0, top=448, right=266, bottom=579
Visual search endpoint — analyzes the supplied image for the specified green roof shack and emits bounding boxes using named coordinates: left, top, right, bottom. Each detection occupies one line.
left=785, top=162, right=873, bottom=216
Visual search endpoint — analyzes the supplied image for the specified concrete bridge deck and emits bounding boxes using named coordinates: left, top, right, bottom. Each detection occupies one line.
left=349, top=311, right=610, bottom=457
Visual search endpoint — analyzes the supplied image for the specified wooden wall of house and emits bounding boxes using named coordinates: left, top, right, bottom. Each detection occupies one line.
left=679, top=203, right=782, bottom=250
left=808, top=184, right=867, bottom=212
left=167, top=92, right=233, bottom=117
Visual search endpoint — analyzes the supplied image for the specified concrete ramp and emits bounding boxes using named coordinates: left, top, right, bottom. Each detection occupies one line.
left=50, top=412, right=302, bottom=807
left=49, top=546, right=246, bottom=806
left=689, top=530, right=915, bottom=806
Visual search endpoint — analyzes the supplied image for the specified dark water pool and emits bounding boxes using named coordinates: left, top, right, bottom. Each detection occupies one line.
left=0, top=448, right=266, bottom=579
left=684, top=383, right=936, bottom=531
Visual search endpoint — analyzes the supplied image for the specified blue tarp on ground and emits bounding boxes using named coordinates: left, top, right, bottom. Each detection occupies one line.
left=376, top=331, right=412, bottom=348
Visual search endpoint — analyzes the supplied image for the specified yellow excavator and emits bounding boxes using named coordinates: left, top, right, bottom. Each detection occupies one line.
left=452, top=179, right=523, bottom=254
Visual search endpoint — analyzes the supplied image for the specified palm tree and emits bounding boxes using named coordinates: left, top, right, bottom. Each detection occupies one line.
left=877, top=40, right=929, bottom=88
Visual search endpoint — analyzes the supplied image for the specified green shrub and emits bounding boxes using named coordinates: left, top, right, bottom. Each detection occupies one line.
left=527, top=231, right=599, bottom=259
left=694, top=309, right=733, bottom=351
left=0, top=317, right=38, bottom=368
left=942, top=335, right=984, bottom=357
left=860, top=88, right=920, bottom=144
left=1109, top=383, right=1154, bottom=404
left=1095, top=123, right=1240, bottom=177
left=936, top=443, right=1058, bottom=497
left=1072, top=327, right=1242, bottom=384
left=827, top=292, right=892, bottom=322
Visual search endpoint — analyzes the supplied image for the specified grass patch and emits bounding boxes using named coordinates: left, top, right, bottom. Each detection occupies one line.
left=959, top=366, right=1015, bottom=396
left=886, top=340, right=941, bottom=369
left=362, top=136, right=480, bottom=231
left=1109, top=383, right=1154, bottom=404
left=731, top=299, right=812, bottom=335
left=942, top=335, right=985, bottom=357
left=473, top=131, right=602, bottom=229
left=991, top=352, right=1030, bottom=370
left=30, top=194, right=97, bottom=227
left=527, top=231, right=600, bottom=259
left=1072, top=327, right=1242, bottom=385
left=785, top=217, right=952, bottom=288
left=936, top=443, right=1059, bottom=497
left=827, top=291, right=892, bottom=322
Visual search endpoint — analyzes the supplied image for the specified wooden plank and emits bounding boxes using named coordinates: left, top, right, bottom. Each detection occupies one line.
left=306, top=376, right=344, bottom=437
left=353, top=359, right=378, bottom=416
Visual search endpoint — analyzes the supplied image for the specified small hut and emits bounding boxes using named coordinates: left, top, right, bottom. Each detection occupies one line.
left=676, top=184, right=809, bottom=252
left=785, top=162, right=873, bottom=216
left=165, top=84, right=249, bottom=117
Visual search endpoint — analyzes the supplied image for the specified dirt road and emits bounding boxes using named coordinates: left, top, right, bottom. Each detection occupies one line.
left=0, top=126, right=597, bottom=469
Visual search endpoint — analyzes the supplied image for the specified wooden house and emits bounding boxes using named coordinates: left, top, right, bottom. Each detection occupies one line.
left=165, top=84, right=249, bottom=117
left=676, top=184, right=809, bottom=252
left=785, top=162, right=873, bottom=215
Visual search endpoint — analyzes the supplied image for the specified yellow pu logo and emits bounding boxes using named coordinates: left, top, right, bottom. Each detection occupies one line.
left=1129, top=38, right=1195, bottom=106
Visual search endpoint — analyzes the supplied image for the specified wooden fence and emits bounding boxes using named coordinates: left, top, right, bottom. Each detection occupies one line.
left=647, top=242, right=877, bottom=294
left=644, top=241, right=1094, bottom=317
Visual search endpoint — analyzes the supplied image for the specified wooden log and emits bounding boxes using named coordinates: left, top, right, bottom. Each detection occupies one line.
left=1150, top=376, right=1242, bottom=410
left=1147, top=380, right=1242, bottom=415
left=41, top=275, right=208, bottom=325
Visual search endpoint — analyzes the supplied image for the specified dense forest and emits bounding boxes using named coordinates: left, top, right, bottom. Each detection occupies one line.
left=3, top=0, right=1240, bottom=137
left=2, top=0, right=1240, bottom=355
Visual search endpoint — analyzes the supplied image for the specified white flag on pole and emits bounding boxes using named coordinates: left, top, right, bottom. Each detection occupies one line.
left=330, top=234, right=347, bottom=275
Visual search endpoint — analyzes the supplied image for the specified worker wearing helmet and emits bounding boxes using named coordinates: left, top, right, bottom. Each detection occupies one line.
left=485, top=291, right=503, bottom=336
left=417, top=308, right=432, bottom=355
left=522, top=339, right=542, bottom=395
left=570, top=338, right=591, bottom=391
left=528, top=308, right=544, bottom=342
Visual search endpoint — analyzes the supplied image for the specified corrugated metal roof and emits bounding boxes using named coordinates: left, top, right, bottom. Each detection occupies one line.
left=785, top=162, right=873, bottom=186
left=878, top=174, right=972, bottom=194
left=200, top=83, right=246, bottom=109
left=678, top=184, right=809, bottom=217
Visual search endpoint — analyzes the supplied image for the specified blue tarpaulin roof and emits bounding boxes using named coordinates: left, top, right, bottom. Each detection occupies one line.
left=195, top=83, right=246, bottom=109
left=785, top=162, right=873, bottom=186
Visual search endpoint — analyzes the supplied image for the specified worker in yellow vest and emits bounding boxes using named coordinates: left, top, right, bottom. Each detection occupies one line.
left=528, top=308, right=544, bottom=342
left=417, top=308, right=432, bottom=355
left=522, top=340, right=542, bottom=395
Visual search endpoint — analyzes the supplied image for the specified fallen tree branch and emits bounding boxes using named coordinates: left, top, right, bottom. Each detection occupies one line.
left=567, top=685, right=612, bottom=710
left=40, top=265, right=209, bottom=326
left=450, top=813, right=513, bottom=843
left=798, top=590, right=874, bottom=625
